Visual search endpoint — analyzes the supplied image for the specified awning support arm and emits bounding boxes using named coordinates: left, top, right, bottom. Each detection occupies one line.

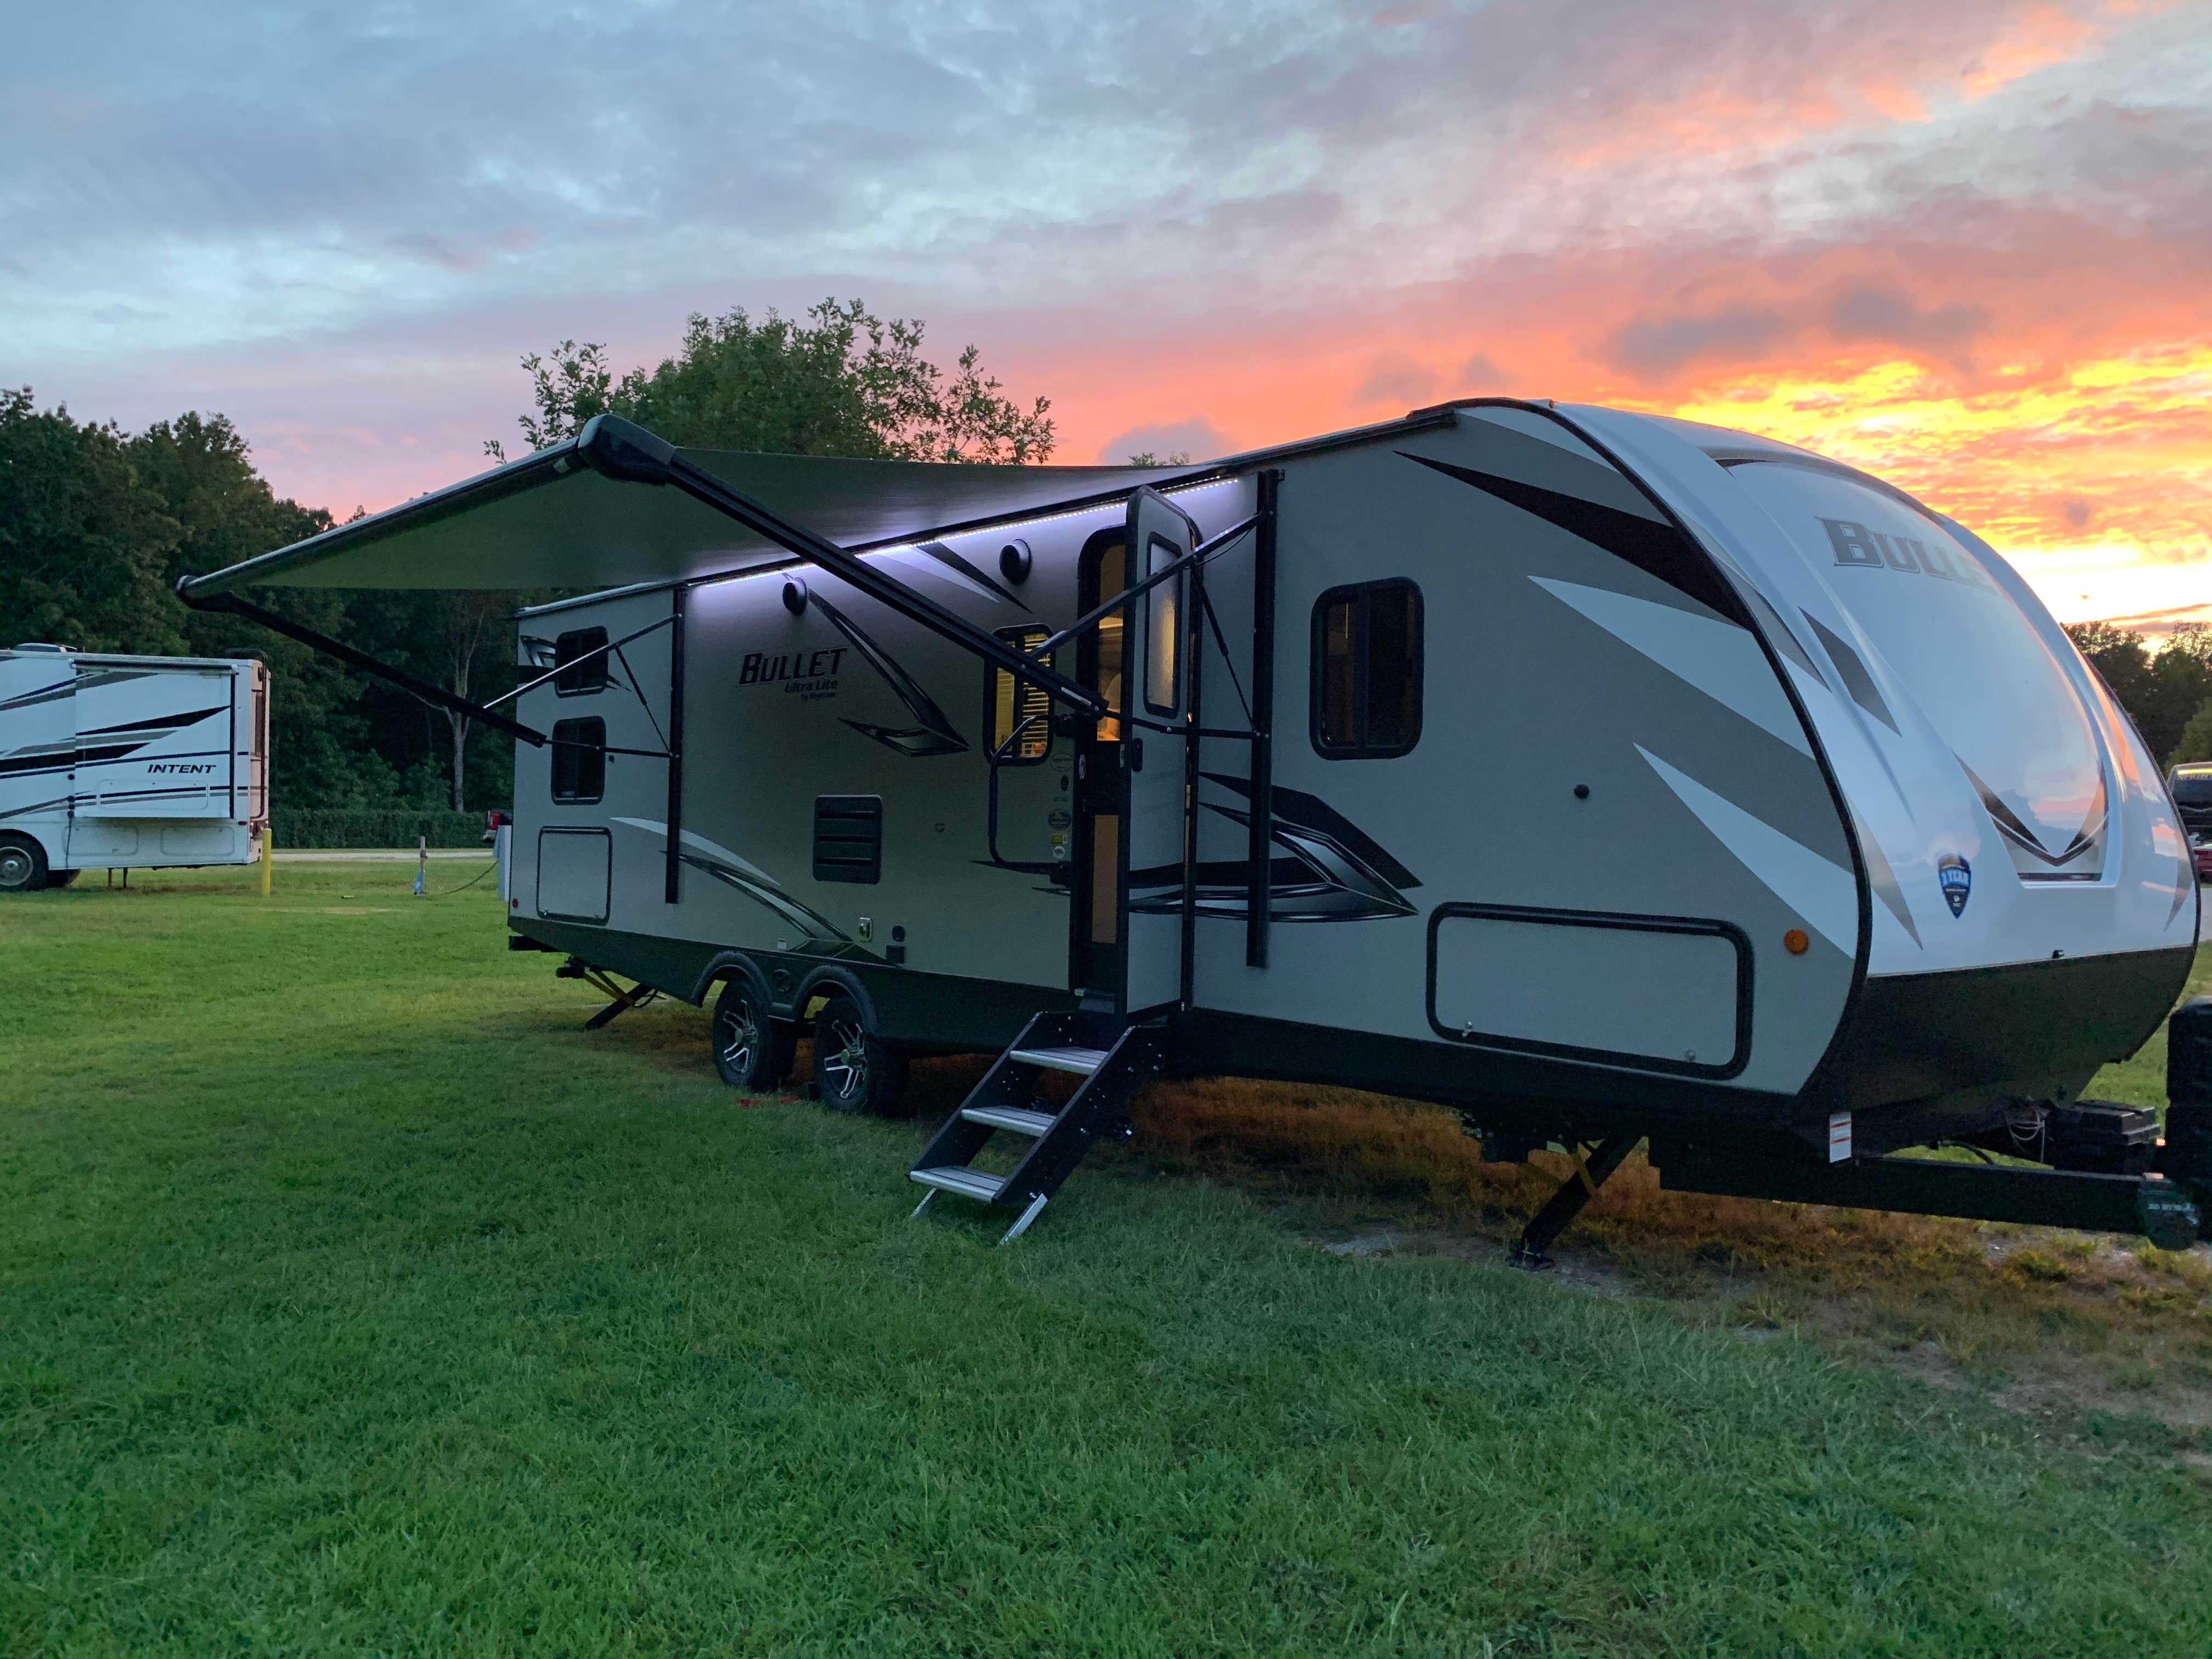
left=1026, top=515, right=1259, bottom=665
left=573, top=415, right=1111, bottom=720
left=174, top=584, right=548, bottom=747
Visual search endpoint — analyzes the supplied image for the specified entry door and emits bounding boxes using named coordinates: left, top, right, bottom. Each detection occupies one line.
left=1121, top=488, right=1199, bottom=1015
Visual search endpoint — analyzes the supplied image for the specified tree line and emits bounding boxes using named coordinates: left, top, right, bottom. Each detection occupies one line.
left=4, top=310, right=2207, bottom=819
left=0, top=301, right=1058, bottom=815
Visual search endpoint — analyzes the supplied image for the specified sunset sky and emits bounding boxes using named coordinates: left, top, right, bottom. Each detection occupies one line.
left=7, top=0, right=2207, bottom=631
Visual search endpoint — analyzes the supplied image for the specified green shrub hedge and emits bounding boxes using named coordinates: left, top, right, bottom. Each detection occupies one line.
left=270, top=809, right=500, bottom=849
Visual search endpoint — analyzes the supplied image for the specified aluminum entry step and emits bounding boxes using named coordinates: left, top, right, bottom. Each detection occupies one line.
left=1007, top=1045, right=1109, bottom=1076
left=909, top=1165, right=1006, bottom=1200
left=961, top=1104, right=1057, bottom=1136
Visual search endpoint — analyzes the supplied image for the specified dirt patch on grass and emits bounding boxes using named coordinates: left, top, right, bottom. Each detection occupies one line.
left=1129, top=1074, right=2212, bottom=1451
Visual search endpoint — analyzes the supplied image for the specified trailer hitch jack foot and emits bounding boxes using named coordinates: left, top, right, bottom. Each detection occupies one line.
left=1510, top=1134, right=1639, bottom=1271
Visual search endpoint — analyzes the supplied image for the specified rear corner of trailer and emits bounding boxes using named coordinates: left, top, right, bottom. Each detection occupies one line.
left=1638, top=415, right=2199, bottom=1135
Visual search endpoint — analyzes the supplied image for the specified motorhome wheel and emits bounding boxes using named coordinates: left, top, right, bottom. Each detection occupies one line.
left=710, top=976, right=794, bottom=1092
left=809, top=994, right=910, bottom=1117
left=0, top=835, right=48, bottom=894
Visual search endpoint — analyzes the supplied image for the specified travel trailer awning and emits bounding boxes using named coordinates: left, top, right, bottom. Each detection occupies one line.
left=178, top=433, right=1210, bottom=598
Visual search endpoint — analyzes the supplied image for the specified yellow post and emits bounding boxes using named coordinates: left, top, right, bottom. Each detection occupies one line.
left=261, top=825, right=273, bottom=896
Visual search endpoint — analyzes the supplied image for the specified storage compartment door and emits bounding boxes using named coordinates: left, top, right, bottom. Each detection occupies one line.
left=537, top=827, right=612, bottom=923
left=1427, top=905, right=1751, bottom=1079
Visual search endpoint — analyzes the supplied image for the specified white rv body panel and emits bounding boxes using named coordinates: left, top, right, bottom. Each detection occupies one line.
left=1571, top=408, right=2197, bottom=979
left=0, top=650, right=267, bottom=879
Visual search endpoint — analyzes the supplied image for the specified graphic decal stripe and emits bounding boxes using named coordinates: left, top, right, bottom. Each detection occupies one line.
left=1530, top=577, right=1809, bottom=755
left=807, top=591, right=969, bottom=758
left=80, top=706, right=227, bottom=736
left=1802, top=613, right=1898, bottom=733
left=1640, top=747, right=1858, bottom=953
left=1402, top=452, right=1749, bottom=624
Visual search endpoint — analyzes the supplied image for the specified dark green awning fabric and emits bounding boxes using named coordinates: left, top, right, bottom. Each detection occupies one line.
left=180, top=442, right=1205, bottom=595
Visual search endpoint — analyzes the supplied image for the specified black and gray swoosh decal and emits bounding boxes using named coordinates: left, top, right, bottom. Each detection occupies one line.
left=1403, top=452, right=1748, bottom=624
left=809, top=592, right=970, bottom=759
left=895, top=541, right=1030, bottom=612
left=1961, top=759, right=2104, bottom=868
left=1124, top=776, right=1421, bottom=922
left=80, top=706, right=227, bottom=736
left=0, top=668, right=161, bottom=716
left=1803, top=613, right=1898, bottom=733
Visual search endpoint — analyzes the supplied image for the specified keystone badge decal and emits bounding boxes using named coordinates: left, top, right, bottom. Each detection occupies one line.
left=1937, top=854, right=1972, bottom=917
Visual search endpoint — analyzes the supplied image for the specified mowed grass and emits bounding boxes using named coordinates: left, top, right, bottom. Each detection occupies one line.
left=5, top=867, right=2212, bottom=1656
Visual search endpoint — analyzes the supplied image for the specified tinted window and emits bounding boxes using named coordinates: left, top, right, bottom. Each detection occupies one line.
left=551, top=717, right=605, bottom=802
left=2172, top=772, right=2212, bottom=808
left=554, top=628, right=609, bottom=695
left=1312, top=580, right=1423, bottom=758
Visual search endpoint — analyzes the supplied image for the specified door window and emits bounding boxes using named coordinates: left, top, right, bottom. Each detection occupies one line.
left=1079, top=536, right=1128, bottom=743
left=1143, top=532, right=1186, bottom=715
left=551, top=717, right=606, bottom=802
left=1312, top=580, right=1423, bottom=758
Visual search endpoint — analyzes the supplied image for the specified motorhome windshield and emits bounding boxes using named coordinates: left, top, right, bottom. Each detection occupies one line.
left=1729, top=461, right=2109, bottom=883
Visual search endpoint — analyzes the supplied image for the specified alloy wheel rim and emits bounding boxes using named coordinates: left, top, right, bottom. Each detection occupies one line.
left=822, top=1018, right=868, bottom=1099
left=0, top=849, right=30, bottom=888
left=718, top=1004, right=758, bottom=1076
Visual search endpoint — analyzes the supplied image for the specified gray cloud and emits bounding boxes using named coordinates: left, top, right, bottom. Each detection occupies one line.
left=1097, top=417, right=1233, bottom=465
left=1826, top=286, right=1987, bottom=360
left=1604, top=304, right=1792, bottom=380
left=1351, top=353, right=1436, bottom=408
left=1456, top=352, right=1508, bottom=390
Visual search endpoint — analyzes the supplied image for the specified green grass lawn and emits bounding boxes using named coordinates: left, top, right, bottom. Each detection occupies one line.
left=5, top=865, right=2211, bottom=1657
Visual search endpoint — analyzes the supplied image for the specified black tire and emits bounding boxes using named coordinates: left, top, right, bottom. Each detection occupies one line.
left=44, top=867, right=78, bottom=889
left=710, top=975, right=794, bottom=1091
left=0, top=836, right=48, bottom=894
left=809, top=993, right=909, bottom=1116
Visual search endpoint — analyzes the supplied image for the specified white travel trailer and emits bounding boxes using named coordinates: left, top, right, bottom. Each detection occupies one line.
left=179, top=402, right=2208, bottom=1252
left=0, top=646, right=268, bottom=891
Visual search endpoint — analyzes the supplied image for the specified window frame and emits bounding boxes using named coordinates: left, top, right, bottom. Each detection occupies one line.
left=982, top=625, right=1054, bottom=766
left=1308, top=578, right=1424, bottom=761
left=553, top=627, right=610, bottom=697
left=550, top=716, right=607, bottom=803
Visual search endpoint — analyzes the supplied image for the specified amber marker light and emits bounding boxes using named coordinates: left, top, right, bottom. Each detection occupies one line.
left=1783, top=929, right=1809, bottom=955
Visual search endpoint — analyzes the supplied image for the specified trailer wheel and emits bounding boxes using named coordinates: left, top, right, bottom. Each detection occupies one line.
left=710, top=975, right=793, bottom=1091
left=810, top=994, right=909, bottom=1117
left=0, top=836, right=48, bottom=894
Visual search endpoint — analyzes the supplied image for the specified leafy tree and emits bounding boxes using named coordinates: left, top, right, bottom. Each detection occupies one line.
left=2067, top=619, right=2212, bottom=765
left=2066, top=620, right=2153, bottom=713
left=0, top=390, right=183, bottom=654
left=488, top=298, right=1055, bottom=463
left=2144, top=625, right=2212, bottom=765
left=2175, top=697, right=2212, bottom=766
